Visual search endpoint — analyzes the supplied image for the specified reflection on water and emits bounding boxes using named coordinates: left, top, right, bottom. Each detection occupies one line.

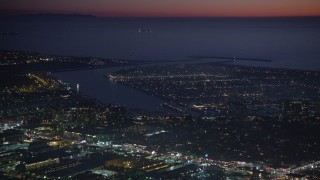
left=53, top=58, right=282, bottom=111
left=54, top=67, right=165, bottom=111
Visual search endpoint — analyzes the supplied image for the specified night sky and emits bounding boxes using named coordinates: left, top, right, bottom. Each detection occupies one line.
left=1, top=0, right=320, bottom=17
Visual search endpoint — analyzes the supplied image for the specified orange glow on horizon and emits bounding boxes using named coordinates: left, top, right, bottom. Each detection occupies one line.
left=1, top=0, right=320, bottom=17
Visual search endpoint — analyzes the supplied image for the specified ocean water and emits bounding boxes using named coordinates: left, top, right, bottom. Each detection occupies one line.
left=1, top=16, right=320, bottom=70
left=1, top=16, right=320, bottom=109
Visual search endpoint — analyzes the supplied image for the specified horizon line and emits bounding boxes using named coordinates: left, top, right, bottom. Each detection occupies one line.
left=2, top=13, right=320, bottom=19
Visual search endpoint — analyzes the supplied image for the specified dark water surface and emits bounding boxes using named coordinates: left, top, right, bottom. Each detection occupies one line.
left=1, top=16, right=320, bottom=70
left=54, top=66, right=166, bottom=111
left=1, top=16, right=320, bottom=109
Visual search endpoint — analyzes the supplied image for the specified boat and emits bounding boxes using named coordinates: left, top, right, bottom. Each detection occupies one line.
left=138, top=28, right=152, bottom=33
